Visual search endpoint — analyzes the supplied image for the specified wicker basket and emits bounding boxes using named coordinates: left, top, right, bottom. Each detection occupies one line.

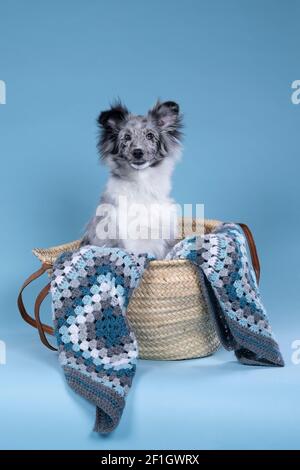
left=126, top=218, right=221, bottom=360
left=19, top=218, right=222, bottom=360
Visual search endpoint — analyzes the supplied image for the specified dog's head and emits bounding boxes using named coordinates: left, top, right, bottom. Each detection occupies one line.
left=97, top=100, right=183, bottom=174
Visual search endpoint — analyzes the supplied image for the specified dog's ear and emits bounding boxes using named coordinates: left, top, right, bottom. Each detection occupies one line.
left=98, top=102, right=129, bottom=130
left=149, top=101, right=183, bottom=137
left=97, top=102, right=129, bottom=158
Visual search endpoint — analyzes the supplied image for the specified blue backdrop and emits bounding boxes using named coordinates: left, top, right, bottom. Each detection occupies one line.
left=0, top=0, right=299, bottom=449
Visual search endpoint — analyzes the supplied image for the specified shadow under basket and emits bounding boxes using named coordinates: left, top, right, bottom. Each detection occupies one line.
left=17, top=218, right=260, bottom=361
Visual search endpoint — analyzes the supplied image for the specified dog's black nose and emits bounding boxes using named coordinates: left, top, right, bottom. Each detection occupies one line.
left=132, top=149, right=144, bottom=159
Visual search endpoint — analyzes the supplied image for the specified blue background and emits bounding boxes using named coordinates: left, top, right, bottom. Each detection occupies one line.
left=0, top=0, right=300, bottom=449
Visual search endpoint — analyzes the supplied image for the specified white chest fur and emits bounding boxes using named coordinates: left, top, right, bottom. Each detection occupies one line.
left=100, top=159, right=178, bottom=258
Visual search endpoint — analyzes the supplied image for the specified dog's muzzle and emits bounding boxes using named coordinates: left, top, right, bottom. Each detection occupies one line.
left=130, top=160, right=151, bottom=170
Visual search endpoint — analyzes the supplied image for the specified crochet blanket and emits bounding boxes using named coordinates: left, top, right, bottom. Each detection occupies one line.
left=51, top=223, right=284, bottom=433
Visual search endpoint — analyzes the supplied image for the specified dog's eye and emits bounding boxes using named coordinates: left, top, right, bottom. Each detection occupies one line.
left=124, top=134, right=131, bottom=141
left=146, top=132, right=154, bottom=140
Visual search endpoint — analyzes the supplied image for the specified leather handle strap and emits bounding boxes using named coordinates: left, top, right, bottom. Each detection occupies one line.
left=237, top=223, right=261, bottom=284
left=17, top=263, right=56, bottom=351
left=34, top=282, right=56, bottom=351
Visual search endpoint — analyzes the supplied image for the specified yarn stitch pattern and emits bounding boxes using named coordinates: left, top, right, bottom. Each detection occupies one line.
left=51, top=223, right=284, bottom=433
left=166, top=223, right=284, bottom=367
left=51, top=246, right=150, bottom=433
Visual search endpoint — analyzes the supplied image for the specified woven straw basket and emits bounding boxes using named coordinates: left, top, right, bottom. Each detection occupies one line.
left=18, top=218, right=222, bottom=360
left=127, top=218, right=221, bottom=359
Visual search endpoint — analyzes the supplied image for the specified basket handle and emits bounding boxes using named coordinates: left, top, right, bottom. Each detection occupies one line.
left=17, top=263, right=56, bottom=350
left=17, top=222, right=260, bottom=351
left=237, top=223, right=260, bottom=284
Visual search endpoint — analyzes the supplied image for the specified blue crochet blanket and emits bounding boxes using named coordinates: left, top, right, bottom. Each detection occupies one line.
left=51, top=223, right=284, bottom=433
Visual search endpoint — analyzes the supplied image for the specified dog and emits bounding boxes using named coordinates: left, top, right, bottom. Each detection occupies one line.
left=83, top=100, right=183, bottom=259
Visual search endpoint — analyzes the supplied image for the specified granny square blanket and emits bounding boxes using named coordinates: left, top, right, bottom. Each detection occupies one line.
left=51, top=223, right=284, bottom=433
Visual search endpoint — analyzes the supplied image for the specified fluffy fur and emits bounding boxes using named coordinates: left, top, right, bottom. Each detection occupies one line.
left=83, top=100, right=183, bottom=259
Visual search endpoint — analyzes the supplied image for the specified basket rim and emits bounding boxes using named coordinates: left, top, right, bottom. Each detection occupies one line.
left=32, top=218, right=221, bottom=266
left=148, top=258, right=193, bottom=267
